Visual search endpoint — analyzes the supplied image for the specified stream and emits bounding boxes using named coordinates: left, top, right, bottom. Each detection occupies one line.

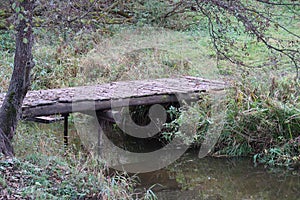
left=137, top=150, right=300, bottom=200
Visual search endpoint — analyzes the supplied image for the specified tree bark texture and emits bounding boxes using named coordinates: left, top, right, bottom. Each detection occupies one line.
left=0, top=0, right=34, bottom=156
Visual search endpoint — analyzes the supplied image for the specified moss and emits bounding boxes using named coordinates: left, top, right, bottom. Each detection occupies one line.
left=8, top=92, right=15, bottom=103
left=4, top=92, right=17, bottom=130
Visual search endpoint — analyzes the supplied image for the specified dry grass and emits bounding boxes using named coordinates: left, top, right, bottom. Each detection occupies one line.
left=79, top=27, right=221, bottom=85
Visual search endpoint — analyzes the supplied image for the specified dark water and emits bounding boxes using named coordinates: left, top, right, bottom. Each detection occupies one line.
left=137, top=151, right=300, bottom=200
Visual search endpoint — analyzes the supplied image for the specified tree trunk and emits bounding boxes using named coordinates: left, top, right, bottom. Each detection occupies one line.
left=0, top=0, right=34, bottom=157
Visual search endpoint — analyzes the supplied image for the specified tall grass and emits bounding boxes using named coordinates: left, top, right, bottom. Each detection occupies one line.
left=161, top=76, right=299, bottom=167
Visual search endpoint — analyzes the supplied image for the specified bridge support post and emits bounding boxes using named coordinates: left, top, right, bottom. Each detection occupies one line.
left=96, top=112, right=114, bottom=159
left=97, top=120, right=103, bottom=158
left=63, top=113, right=69, bottom=147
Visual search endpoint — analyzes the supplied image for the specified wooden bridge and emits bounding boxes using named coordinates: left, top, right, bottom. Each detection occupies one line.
left=0, top=76, right=226, bottom=145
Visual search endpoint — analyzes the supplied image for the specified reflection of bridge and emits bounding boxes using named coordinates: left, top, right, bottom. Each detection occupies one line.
left=0, top=76, right=226, bottom=145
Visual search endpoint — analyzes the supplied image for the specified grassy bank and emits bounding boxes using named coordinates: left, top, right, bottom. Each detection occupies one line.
left=161, top=76, right=299, bottom=168
left=1, top=121, right=157, bottom=199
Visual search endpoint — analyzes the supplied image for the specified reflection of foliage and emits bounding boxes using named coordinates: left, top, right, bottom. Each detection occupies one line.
left=162, top=153, right=300, bottom=199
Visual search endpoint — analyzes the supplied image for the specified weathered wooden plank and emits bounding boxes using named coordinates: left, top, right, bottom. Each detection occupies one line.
left=21, top=93, right=202, bottom=118
left=26, top=116, right=64, bottom=123
left=0, top=76, right=227, bottom=119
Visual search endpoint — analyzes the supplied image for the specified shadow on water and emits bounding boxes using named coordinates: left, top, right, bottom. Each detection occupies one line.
left=136, top=150, right=300, bottom=200
left=89, top=104, right=300, bottom=199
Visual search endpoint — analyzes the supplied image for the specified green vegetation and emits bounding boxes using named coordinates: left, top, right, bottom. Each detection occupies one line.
left=0, top=0, right=299, bottom=198
left=1, top=122, right=157, bottom=199
left=161, top=77, right=299, bottom=168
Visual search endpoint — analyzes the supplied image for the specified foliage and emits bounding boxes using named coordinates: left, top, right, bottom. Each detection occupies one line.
left=128, top=0, right=197, bottom=30
left=161, top=100, right=211, bottom=147
left=0, top=122, right=157, bottom=199
left=0, top=1, right=299, bottom=77
left=0, top=154, right=137, bottom=199
left=254, top=143, right=300, bottom=168
left=161, top=76, right=300, bottom=167
left=0, top=49, right=13, bottom=93
left=194, top=0, right=300, bottom=79
left=0, top=30, right=15, bottom=52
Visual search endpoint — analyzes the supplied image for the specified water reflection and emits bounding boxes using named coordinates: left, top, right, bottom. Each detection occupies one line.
left=138, top=150, right=300, bottom=200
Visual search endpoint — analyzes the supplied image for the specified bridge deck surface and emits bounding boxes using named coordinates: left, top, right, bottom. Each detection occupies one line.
left=0, top=76, right=226, bottom=119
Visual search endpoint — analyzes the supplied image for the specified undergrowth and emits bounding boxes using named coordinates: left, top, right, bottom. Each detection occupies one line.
left=0, top=122, right=157, bottom=199
left=162, top=76, right=300, bottom=168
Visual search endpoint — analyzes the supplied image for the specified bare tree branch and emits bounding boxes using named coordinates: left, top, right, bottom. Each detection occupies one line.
left=194, top=0, right=300, bottom=79
left=255, top=0, right=300, bottom=6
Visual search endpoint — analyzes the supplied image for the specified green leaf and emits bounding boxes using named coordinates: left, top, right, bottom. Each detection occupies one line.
left=9, top=24, right=14, bottom=30
left=23, top=38, right=28, bottom=44
left=12, top=3, right=16, bottom=10
left=18, top=13, right=24, bottom=20
left=16, top=6, right=20, bottom=13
